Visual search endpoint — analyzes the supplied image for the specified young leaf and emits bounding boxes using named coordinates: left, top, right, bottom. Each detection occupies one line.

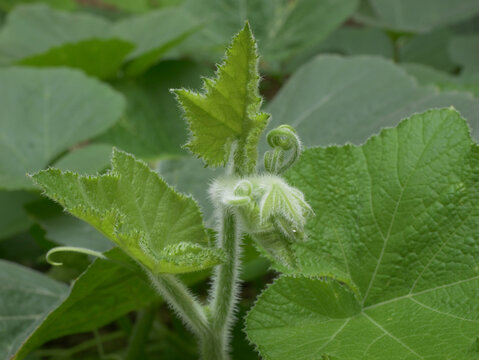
left=246, top=109, right=479, bottom=359
left=174, top=23, right=270, bottom=175
left=31, top=149, right=224, bottom=274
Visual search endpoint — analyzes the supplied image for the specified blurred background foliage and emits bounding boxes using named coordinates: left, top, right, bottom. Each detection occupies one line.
left=0, top=0, right=478, bottom=359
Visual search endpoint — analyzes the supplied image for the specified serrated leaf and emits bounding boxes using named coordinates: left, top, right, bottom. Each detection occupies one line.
left=31, top=149, right=223, bottom=274
left=265, top=55, right=479, bottom=148
left=246, top=109, right=479, bottom=359
left=13, top=248, right=156, bottom=360
left=0, top=259, right=68, bottom=359
left=0, top=67, right=124, bottom=190
left=174, top=24, right=269, bottom=174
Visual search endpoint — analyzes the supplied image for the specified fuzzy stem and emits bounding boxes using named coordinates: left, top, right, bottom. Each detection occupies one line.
left=201, top=209, right=242, bottom=360
left=149, top=273, right=208, bottom=338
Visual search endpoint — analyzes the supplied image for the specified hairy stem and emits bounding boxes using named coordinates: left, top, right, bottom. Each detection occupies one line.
left=201, top=209, right=242, bottom=360
left=125, top=306, right=156, bottom=360
left=149, top=273, right=208, bottom=338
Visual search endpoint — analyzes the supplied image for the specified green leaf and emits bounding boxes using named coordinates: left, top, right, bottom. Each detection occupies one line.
left=18, top=38, right=135, bottom=79
left=0, top=5, right=136, bottom=78
left=0, top=4, right=111, bottom=62
left=40, top=214, right=112, bottom=252
left=13, top=248, right=157, bottom=359
left=266, top=55, right=479, bottom=148
left=288, top=26, right=393, bottom=72
left=355, top=0, right=479, bottom=32
left=53, top=144, right=113, bottom=174
left=111, top=7, right=201, bottom=76
left=0, top=191, right=37, bottom=240
left=174, top=23, right=269, bottom=174
left=402, top=63, right=479, bottom=97
left=0, top=67, right=125, bottom=190
left=101, top=0, right=150, bottom=13
left=31, top=149, right=223, bottom=274
left=397, top=29, right=456, bottom=72
left=246, top=108, right=479, bottom=359
left=0, top=259, right=68, bottom=359
left=449, top=34, right=479, bottom=74
left=0, top=0, right=76, bottom=11
left=96, top=60, right=212, bottom=159
left=180, top=0, right=358, bottom=70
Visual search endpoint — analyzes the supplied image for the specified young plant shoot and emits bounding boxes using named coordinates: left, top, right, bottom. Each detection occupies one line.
left=31, top=24, right=311, bottom=359
left=28, top=23, right=479, bottom=360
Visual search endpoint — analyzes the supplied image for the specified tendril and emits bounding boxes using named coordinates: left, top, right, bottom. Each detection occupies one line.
left=264, top=125, right=302, bottom=174
left=46, top=246, right=107, bottom=266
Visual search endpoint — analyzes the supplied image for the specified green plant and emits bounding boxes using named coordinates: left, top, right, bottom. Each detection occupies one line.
left=3, top=3, right=479, bottom=359
left=26, top=24, right=479, bottom=360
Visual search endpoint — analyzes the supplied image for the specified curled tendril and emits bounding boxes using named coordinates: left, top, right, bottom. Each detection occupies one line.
left=46, top=246, right=107, bottom=266
left=264, top=125, right=302, bottom=174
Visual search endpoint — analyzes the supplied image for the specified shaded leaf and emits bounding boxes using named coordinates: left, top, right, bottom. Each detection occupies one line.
left=266, top=55, right=479, bottom=148
left=96, top=60, right=212, bottom=159
left=18, top=38, right=134, bottom=79
left=0, top=4, right=111, bottom=62
left=180, top=0, right=358, bottom=71
left=54, top=144, right=113, bottom=174
left=402, top=62, right=479, bottom=97
left=0, top=260, right=68, bottom=359
left=449, top=34, right=479, bottom=74
left=355, top=0, right=479, bottom=32
left=0, top=67, right=124, bottom=190
left=0, top=191, right=37, bottom=240
left=111, top=7, right=201, bottom=76
left=397, top=29, right=456, bottom=72
left=13, top=248, right=157, bottom=359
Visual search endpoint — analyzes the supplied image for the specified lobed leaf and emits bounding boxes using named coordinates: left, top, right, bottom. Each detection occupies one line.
left=31, top=149, right=223, bottom=274
left=174, top=23, right=269, bottom=175
left=246, top=108, right=479, bottom=359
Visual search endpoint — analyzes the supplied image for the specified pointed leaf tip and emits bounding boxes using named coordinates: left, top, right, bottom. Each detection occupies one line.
left=174, top=24, right=268, bottom=175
